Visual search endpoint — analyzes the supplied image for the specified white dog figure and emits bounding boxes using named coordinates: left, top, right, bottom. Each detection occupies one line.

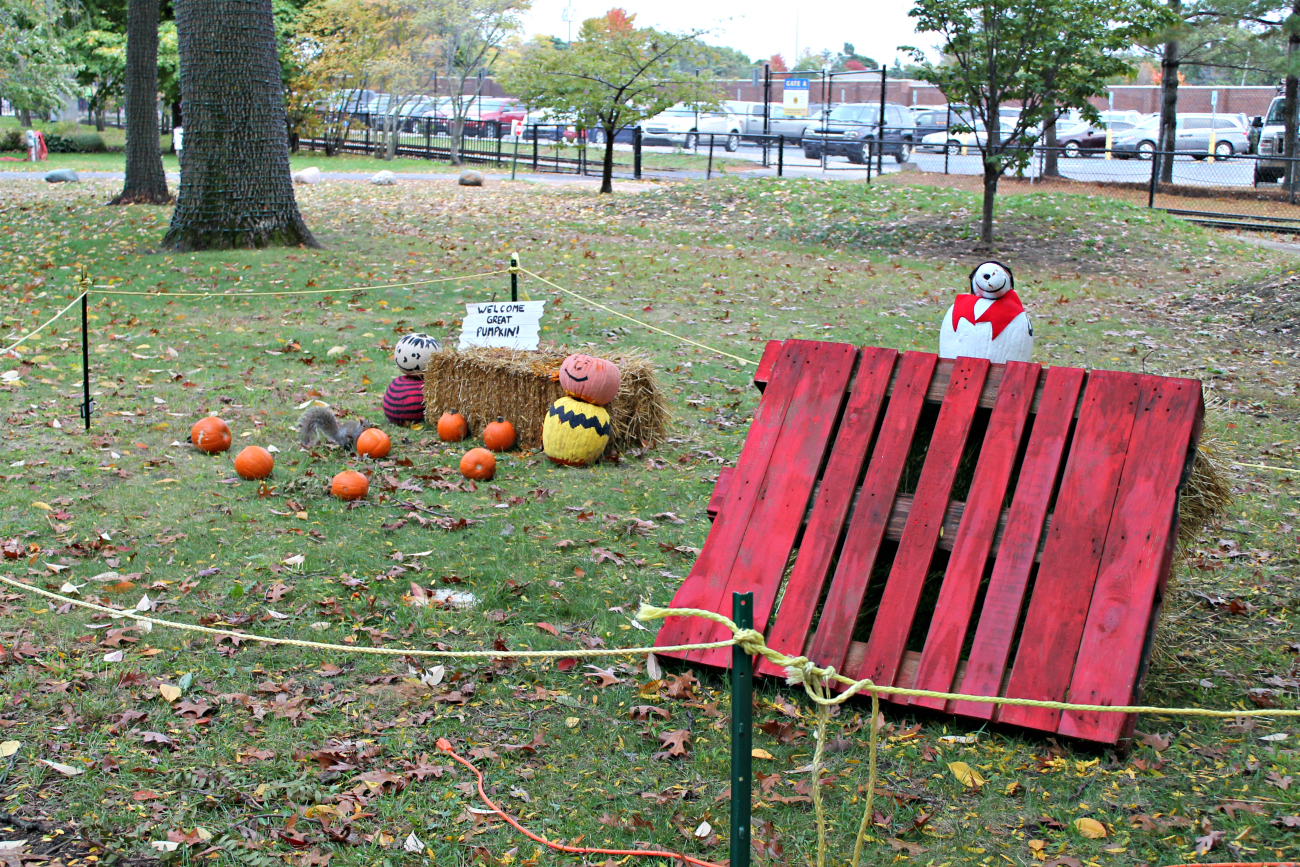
left=939, top=261, right=1033, bottom=364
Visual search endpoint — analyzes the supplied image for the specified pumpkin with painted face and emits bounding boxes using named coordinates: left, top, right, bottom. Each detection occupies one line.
left=557, top=354, right=621, bottom=406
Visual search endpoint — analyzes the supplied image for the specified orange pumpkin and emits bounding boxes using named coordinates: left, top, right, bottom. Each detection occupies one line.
left=437, top=410, right=468, bottom=442
left=558, top=354, right=621, bottom=406
left=233, top=446, right=274, bottom=480
left=331, top=469, right=369, bottom=501
left=191, top=417, right=232, bottom=454
left=459, top=447, right=496, bottom=481
left=356, top=428, right=391, bottom=459
left=483, top=417, right=517, bottom=452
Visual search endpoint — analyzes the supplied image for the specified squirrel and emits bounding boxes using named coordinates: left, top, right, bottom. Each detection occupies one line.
left=297, top=406, right=366, bottom=450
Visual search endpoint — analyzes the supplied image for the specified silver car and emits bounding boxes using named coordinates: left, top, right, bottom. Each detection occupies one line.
left=1113, top=114, right=1249, bottom=159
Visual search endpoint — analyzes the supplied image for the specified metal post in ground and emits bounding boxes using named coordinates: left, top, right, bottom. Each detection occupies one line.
left=510, top=253, right=519, bottom=302
left=763, top=63, right=772, bottom=168
left=532, top=133, right=539, bottom=171
left=78, top=279, right=92, bottom=431
left=511, top=130, right=520, bottom=181
left=729, top=591, right=754, bottom=867
left=707, top=134, right=715, bottom=180
left=634, top=127, right=643, bottom=180
left=866, top=137, right=873, bottom=183
left=944, top=105, right=951, bottom=174
left=778, top=134, right=784, bottom=177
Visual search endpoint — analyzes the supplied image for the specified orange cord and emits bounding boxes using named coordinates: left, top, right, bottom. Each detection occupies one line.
left=436, top=737, right=725, bottom=867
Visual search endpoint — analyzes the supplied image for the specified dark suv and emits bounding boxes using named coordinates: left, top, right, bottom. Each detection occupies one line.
left=801, top=102, right=916, bottom=163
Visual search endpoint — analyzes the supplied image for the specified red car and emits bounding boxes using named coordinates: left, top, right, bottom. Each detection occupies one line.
left=1057, top=119, right=1136, bottom=157
left=463, top=98, right=526, bottom=138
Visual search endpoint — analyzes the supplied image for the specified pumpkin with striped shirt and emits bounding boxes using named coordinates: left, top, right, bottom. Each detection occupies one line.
left=382, top=375, right=426, bottom=424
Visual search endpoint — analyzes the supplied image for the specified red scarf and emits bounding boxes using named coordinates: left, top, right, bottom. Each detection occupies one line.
left=952, top=291, right=1024, bottom=340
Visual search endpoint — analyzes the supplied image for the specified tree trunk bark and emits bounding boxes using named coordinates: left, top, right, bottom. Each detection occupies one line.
left=19, top=109, right=31, bottom=127
left=163, top=0, right=316, bottom=250
left=1285, top=7, right=1299, bottom=198
left=1043, top=108, right=1059, bottom=178
left=601, top=125, right=616, bottom=194
left=110, top=0, right=170, bottom=205
left=450, top=116, right=464, bottom=166
left=1158, top=0, right=1180, bottom=184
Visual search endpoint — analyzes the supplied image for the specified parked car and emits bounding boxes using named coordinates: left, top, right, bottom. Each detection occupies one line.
left=1055, top=119, right=1137, bottom=157
left=1254, top=95, right=1289, bottom=182
left=521, top=109, right=581, bottom=142
left=1111, top=114, right=1249, bottom=160
left=911, top=106, right=964, bottom=139
left=639, top=104, right=744, bottom=151
left=801, top=102, right=916, bottom=163
left=918, top=119, right=1039, bottom=154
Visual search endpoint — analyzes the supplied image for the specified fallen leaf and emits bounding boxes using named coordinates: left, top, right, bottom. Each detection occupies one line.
left=39, top=759, right=83, bottom=776
left=947, top=761, right=985, bottom=789
left=1074, top=817, right=1107, bottom=839
left=655, top=729, right=691, bottom=759
left=0, top=741, right=19, bottom=758
left=751, top=748, right=775, bottom=760
left=159, top=684, right=181, bottom=702
left=403, top=831, right=423, bottom=853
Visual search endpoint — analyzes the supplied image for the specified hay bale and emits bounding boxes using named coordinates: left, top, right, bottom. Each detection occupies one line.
left=422, top=346, right=669, bottom=453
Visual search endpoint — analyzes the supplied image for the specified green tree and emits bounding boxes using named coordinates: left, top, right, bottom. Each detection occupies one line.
left=70, top=27, right=126, bottom=131
left=905, top=0, right=1170, bottom=246
left=502, top=13, right=717, bottom=193
left=0, top=0, right=77, bottom=124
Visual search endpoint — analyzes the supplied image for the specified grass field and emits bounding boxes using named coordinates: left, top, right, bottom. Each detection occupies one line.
left=0, top=174, right=1297, bottom=867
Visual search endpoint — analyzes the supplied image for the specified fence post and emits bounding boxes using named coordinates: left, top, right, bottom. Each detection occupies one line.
left=365, top=126, right=371, bottom=155
left=777, top=135, right=784, bottom=177
left=707, top=134, right=715, bottom=180
left=729, top=591, right=753, bottom=867
left=532, top=131, right=539, bottom=171
left=510, top=252, right=519, bottom=302
left=78, top=276, right=92, bottom=432
left=866, top=138, right=873, bottom=183
left=1147, top=146, right=1160, bottom=209
left=425, top=120, right=431, bottom=160
left=496, top=129, right=503, bottom=167
left=634, top=127, right=642, bottom=180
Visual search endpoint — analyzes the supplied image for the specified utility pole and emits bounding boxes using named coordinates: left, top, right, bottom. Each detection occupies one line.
left=562, top=1, right=575, bottom=46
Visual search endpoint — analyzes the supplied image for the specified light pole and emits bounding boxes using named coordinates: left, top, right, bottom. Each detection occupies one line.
left=562, top=2, right=576, bottom=46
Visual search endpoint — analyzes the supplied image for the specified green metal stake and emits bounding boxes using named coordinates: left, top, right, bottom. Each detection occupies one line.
left=729, top=591, right=753, bottom=867
left=510, top=252, right=519, bottom=302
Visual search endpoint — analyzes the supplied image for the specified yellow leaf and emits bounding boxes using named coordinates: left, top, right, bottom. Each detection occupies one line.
left=751, top=748, right=774, bottom=760
left=1027, top=840, right=1045, bottom=852
left=32, top=501, right=52, bottom=511
left=947, top=761, right=986, bottom=788
left=565, top=717, right=580, bottom=728
left=159, top=684, right=181, bottom=702
left=40, top=759, right=83, bottom=776
left=0, top=740, right=20, bottom=758
left=1074, top=817, right=1108, bottom=839
left=295, top=511, right=308, bottom=520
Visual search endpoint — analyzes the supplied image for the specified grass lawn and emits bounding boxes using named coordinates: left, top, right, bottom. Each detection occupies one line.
left=0, top=175, right=1297, bottom=866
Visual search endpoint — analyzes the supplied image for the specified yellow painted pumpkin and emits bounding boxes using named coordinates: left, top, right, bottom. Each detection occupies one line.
left=557, top=354, right=621, bottom=406
left=542, top=396, right=610, bottom=466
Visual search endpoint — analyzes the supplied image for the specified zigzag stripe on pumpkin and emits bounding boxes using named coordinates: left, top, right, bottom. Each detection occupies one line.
left=546, top=402, right=612, bottom=437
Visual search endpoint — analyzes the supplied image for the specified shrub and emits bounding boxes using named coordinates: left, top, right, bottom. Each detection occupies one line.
left=0, top=130, right=23, bottom=152
left=44, top=132, right=107, bottom=153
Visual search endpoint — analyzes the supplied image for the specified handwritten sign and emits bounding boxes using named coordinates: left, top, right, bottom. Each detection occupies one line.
left=458, top=300, right=546, bottom=350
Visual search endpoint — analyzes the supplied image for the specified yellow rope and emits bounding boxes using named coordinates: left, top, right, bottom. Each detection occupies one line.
left=520, top=268, right=756, bottom=367
left=635, top=604, right=1300, bottom=718
left=93, top=269, right=510, bottom=298
left=1229, top=460, right=1297, bottom=473
left=0, top=575, right=730, bottom=660
left=1, top=292, right=86, bottom=356
left=809, top=677, right=831, bottom=867
left=850, top=691, right=880, bottom=867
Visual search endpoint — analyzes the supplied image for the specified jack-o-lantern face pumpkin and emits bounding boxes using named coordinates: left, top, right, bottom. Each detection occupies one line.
left=557, top=354, right=621, bottom=406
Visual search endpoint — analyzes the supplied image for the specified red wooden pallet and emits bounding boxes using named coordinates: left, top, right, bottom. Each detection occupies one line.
left=655, top=341, right=1203, bottom=745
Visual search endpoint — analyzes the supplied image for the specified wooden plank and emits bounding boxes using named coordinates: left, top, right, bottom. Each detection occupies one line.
left=756, top=347, right=898, bottom=678
left=753, top=340, right=784, bottom=393
left=998, top=370, right=1143, bottom=731
left=1057, top=377, right=1202, bottom=743
left=706, top=468, right=733, bottom=522
left=807, top=351, right=938, bottom=677
left=655, top=340, right=813, bottom=658
left=950, top=366, right=1086, bottom=719
left=687, top=341, right=859, bottom=668
left=855, top=357, right=990, bottom=687
left=909, top=361, right=1041, bottom=710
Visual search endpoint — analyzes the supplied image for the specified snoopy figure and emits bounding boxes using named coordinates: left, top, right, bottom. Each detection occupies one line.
left=938, top=261, right=1033, bottom=364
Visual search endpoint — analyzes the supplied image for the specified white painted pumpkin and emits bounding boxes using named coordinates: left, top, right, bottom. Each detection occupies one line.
left=938, top=261, right=1033, bottom=364
left=394, top=333, right=442, bottom=374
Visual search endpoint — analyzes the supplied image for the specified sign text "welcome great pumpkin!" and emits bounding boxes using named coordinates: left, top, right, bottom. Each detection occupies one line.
left=457, top=300, right=546, bottom=350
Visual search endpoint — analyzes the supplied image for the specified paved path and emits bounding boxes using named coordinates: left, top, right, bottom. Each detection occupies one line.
left=0, top=170, right=671, bottom=185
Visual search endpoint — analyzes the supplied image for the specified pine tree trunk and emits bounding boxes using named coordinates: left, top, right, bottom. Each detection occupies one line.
left=163, top=0, right=317, bottom=251
left=111, top=0, right=171, bottom=205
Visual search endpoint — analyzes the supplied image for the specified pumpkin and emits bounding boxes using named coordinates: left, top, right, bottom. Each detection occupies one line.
left=459, top=447, right=496, bottom=481
left=356, top=428, right=391, bottom=459
left=437, top=409, right=468, bottom=442
left=542, top=396, right=610, bottom=466
left=382, top=375, right=426, bottom=424
left=233, top=446, right=274, bottom=480
left=331, top=469, right=369, bottom=501
left=558, top=354, right=621, bottom=406
left=483, top=417, right=517, bottom=452
left=191, top=417, right=232, bottom=454
left=393, top=332, right=441, bottom=374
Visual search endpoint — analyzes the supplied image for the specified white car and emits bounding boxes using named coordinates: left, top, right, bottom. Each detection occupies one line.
left=640, top=104, right=743, bottom=151
left=919, top=123, right=1038, bottom=154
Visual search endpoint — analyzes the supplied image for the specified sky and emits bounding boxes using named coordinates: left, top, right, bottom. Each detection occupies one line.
left=517, top=0, right=940, bottom=69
